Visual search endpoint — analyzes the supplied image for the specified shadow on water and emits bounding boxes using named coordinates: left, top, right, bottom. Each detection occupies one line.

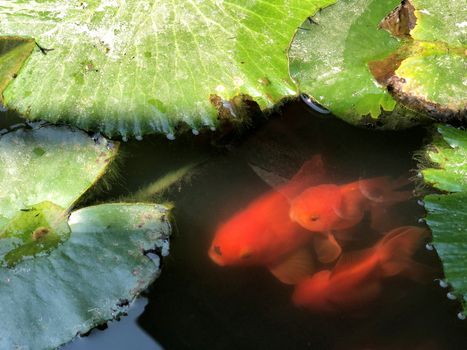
left=2, top=101, right=467, bottom=349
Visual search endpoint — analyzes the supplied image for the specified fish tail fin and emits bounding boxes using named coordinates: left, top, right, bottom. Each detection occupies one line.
left=377, top=226, right=431, bottom=281
left=381, top=190, right=413, bottom=204
left=390, top=175, right=412, bottom=190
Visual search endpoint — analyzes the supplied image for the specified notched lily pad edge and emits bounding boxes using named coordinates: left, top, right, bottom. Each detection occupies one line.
left=417, top=125, right=467, bottom=314
left=68, top=202, right=172, bottom=337
left=17, top=202, right=172, bottom=350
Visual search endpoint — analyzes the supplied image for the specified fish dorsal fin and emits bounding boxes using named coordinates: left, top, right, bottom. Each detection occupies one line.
left=268, top=248, right=315, bottom=285
left=313, top=233, right=342, bottom=264
left=249, top=164, right=289, bottom=189
left=378, top=225, right=418, bottom=247
left=331, top=248, right=374, bottom=278
left=281, top=155, right=327, bottom=200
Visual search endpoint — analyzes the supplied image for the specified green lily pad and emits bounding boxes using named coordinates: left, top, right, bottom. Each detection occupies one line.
left=0, top=203, right=171, bottom=350
left=422, top=125, right=467, bottom=310
left=390, top=53, right=466, bottom=121
left=382, top=0, right=467, bottom=120
left=289, top=0, right=402, bottom=123
left=0, top=37, right=34, bottom=104
left=0, top=125, right=119, bottom=222
left=0, top=0, right=334, bottom=138
left=410, top=0, right=466, bottom=46
left=289, top=0, right=466, bottom=124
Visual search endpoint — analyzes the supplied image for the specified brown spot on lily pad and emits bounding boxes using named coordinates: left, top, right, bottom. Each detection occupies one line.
left=32, top=227, right=50, bottom=240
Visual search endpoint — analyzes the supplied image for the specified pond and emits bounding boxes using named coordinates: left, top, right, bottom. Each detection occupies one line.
left=1, top=100, right=466, bottom=349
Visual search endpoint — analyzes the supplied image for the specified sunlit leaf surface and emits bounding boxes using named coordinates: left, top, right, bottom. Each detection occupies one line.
left=0, top=0, right=334, bottom=138
left=0, top=37, right=34, bottom=103
left=410, top=0, right=466, bottom=46
left=0, top=203, right=171, bottom=350
left=394, top=51, right=466, bottom=113
left=423, top=125, right=467, bottom=309
left=0, top=125, right=118, bottom=222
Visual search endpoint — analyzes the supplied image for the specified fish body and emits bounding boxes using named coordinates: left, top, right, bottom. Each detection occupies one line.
left=209, top=156, right=328, bottom=284
left=292, top=226, right=430, bottom=313
left=209, top=190, right=311, bottom=267
left=290, top=177, right=412, bottom=233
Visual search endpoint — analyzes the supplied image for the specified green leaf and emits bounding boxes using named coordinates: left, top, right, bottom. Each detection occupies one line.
left=393, top=51, right=466, bottom=119
left=0, top=203, right=171, bottom=350
left=0, top=125, right=119, bottom=222
left=370, top=0, right=466, bottom=119
left=0, top=201, right=70, bottom=267
left=410, top=0, right=466, bottom=46
left=0, top=37, right=35, bottom=104
left=425, top=193, right=467, bottom=305
left=289, top=0, right=466, bottom=124
left=289, top=0, right=402, bottom=123
left=0, top=0, right=334, bottom=138
left=422, top=125, right=467, bottom=310
left=422, top=125, right=467, bottom=192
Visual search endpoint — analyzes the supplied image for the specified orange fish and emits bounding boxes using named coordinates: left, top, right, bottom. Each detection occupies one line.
left=289, top=176, right=412, bottom=234
left=208, top=155, right=338, bottom=284
left=292, top=226, right=430, bottom=313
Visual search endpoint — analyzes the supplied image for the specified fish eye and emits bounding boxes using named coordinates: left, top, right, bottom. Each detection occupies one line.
left=240, top=251, right=253, bottom=259
left=310, top=215, right=320, bottom=222
left=213, top=246, right=222, bottom=256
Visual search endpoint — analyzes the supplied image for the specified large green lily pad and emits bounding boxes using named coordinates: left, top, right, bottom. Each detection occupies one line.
left=0, top=0, right=334, bottom=138
left=289, top=0, right=466, bottom=124
left=422, top=125, right=467, bottom=310
left=0, top=203, right=171, bottom=350
left=0, top=125, right=118, bottom=222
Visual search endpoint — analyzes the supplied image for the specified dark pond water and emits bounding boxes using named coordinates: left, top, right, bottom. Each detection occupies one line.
left=2, top=101, right=467, bottom=349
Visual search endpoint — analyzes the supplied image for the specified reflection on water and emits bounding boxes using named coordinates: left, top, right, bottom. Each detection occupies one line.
left=2, top=101, right=467, bottom=349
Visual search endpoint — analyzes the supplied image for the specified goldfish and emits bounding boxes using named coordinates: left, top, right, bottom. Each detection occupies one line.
left=292, top=226, right=430, bottom=313
left=208, top=155, right=339, bottom=284
left=289, top=176, right=413, bottom=234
